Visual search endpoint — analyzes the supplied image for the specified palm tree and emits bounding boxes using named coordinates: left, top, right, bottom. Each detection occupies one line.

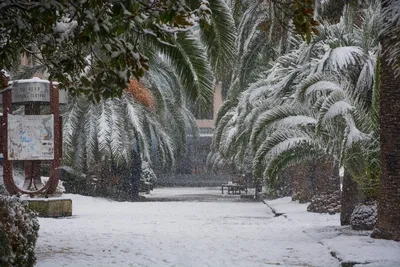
left=209, top=3, right=381, bottom=209
left=10, top=1, right=237, bottom=197
left=207, top=0, right=291, bottom=175
left=62, top=79, right=186, bottom=197
left=70, top=1, right=235, bottom=194
left=371, top=0, right=400, bottom=241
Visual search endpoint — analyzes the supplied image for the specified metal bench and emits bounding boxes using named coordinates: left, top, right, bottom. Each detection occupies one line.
left=221, top=182, right=247, bottom=195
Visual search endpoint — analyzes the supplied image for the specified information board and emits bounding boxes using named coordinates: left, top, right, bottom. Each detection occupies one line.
left=8, top=115, right=54, bottom=160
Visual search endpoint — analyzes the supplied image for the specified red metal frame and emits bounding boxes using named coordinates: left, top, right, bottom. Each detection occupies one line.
left=2, top=80, right=61, bottom=195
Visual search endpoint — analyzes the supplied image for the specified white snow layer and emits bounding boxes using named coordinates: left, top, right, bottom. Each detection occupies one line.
left=34, top=189, right=400, bottom=267
left=277, top=115, right=317, bottom=127
left=323, top=100, right=353, bottom=121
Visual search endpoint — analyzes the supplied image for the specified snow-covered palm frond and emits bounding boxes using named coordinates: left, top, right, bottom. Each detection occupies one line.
left=242, top=78, right=273, bottom=104
left=212, top=109, right=236, bottom=151
left=97, top=99, right=112, bottom=158
left=181, top=106, right=199, bottom=137
left=161, top=99, right=191, bottom=159
left=63, top=88, right=182, bottom=174
left=84, top=102, right=100, bottom=166
left=198, top=0, right=237, bottom=76
left=130, top=55, right=197, bottom=163
left=316, top=90, right=352, bottom=128
left=257, top=130, right=315, bottom=159
left=214, top=99, right=238, bottom=126
left=122, top=95, right=151, bottom=161
left=317, top=46, right=366, bottom=72
left=145, top=62, right=198, bottom=160
left=62, top=98, right=83, bottom=163
left=108, top=99, right=124, bottom=163
left=156, top=31, right=214, bottom=112
left=358, top=4, right=380, bottom=54
left=210, top=1, right=381, bottom=191
left=144, top=113, right=175, bottom=167
left=148, top=59, right=184, bottom=109
left=236, top=1, right=267, bottom=63
left=269, top=70, right=301, bottom=102
left=220, top=120, right=239, bottom=155
left=226, top=0, right=280, bottom=100
left=250, top=104, right=314, bottom=147
left=252, top=128, right=322, bottom=183
left=184, top=0, right=237, bottom=77
left=381, top=0, right=400, bottom=77
left=296, top=74, right=343, bottom=103
left=342, top=117, right=372, bottom=149
left=354, top=53, right=377, bottom=109
left=207, top=151, right=229, bottom=171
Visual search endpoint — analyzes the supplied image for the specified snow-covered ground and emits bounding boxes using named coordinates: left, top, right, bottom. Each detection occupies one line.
left=35, top=188, right=400, bottom=267
left=266, top=198, right=400, bottom=266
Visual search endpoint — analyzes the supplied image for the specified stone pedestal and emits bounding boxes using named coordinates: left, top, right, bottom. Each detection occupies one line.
left=27, top=198, right=72, bottom=217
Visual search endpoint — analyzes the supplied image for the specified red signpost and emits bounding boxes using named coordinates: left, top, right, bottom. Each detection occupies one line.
left=1, top=78, right=63, bottom=195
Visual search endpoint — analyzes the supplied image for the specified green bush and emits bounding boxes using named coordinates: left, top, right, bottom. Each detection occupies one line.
left=0, top=196, right=40, bottom=267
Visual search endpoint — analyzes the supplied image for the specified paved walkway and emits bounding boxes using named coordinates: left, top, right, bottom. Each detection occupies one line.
left=35, top=188, right=400, bottom=267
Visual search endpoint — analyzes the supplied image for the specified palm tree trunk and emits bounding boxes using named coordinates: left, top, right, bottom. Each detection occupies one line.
left=288, top=163, right=314, bottom=203
left=341, top=170, right=362, bottom=225
left=371, top=0, right=400, bottom=241
left=320, top=0, right=346, bottom=23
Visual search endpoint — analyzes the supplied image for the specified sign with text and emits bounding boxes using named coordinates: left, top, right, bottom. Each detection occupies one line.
left=0, top=78, right=68, bottom=104
left=8, top=115, right=54, bottom=160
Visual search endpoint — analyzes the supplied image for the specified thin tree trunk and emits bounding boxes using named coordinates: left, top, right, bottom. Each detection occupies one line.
left=341, top=171, right=362, bottom=225
left=371, top=0, right=400, bottom=241
left=131, top=131, right=142, bottom=199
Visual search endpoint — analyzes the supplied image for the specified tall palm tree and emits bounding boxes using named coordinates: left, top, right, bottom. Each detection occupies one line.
left=371, top=0, right=400, bottom=241
left=209, top=3, right=380, bottom=204
left=11, top=1, right=237, bottom=197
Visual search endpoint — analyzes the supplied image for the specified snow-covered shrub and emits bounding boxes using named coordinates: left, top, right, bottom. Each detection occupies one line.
left=39, top=176, right=66, bottom=196
left=307, top=191, right=341, bottom=215
left=0, top=196, right=40, bottom=267
left=141, top=161, right=157, bottom=187
left=350, top=201, right=377, bottom=230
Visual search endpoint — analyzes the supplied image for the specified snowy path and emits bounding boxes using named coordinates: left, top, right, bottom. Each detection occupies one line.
left=34, top=188, right=399, bottom=267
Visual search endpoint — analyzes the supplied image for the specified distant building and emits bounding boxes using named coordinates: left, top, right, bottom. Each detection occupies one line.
left=155, top=83, right=234, bottom=187
left=195, top=82, right=223, bottom=130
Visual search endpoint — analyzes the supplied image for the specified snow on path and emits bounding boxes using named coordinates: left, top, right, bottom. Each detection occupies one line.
left=266, top=197, right=400, bottom=267
left=35, top=191, right=339, bottom=267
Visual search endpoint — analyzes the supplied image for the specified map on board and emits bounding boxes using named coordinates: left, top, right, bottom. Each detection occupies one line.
left=8, top=115, right=54, bottom=160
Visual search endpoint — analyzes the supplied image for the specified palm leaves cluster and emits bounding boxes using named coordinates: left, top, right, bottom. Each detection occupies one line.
left=209, top=3, right=381, bottom=199
left=60, top=0, right=237, bottom=180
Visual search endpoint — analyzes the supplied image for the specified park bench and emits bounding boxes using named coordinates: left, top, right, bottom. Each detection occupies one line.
left=221, top=177, right=248, bottom=195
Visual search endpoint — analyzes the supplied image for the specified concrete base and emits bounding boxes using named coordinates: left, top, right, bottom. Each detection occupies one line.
left=28, top=198, right=72, bottom=217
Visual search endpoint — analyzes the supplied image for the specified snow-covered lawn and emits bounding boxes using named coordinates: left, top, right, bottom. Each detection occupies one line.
left=35, top=188, right=400, bottom=267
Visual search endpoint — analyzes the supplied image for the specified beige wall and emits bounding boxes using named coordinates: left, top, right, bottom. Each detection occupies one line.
left=196, top=82, right=223, bottom=129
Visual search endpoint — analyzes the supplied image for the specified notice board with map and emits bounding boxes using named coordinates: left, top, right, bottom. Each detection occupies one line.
left=8, top=115, right=54, bottom=160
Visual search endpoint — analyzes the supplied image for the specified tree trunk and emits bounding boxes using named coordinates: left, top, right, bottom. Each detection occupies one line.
left=371, top=0, right=400, bottom=241
left=341, top=171, right=362, bottom=225
left=312, top=159, right=340, bottom=194
left=131, top=149, right=142, bottom=198
left=320, top=0, right=346, bottom=24
left=287, top=162, right=314, bottom=203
